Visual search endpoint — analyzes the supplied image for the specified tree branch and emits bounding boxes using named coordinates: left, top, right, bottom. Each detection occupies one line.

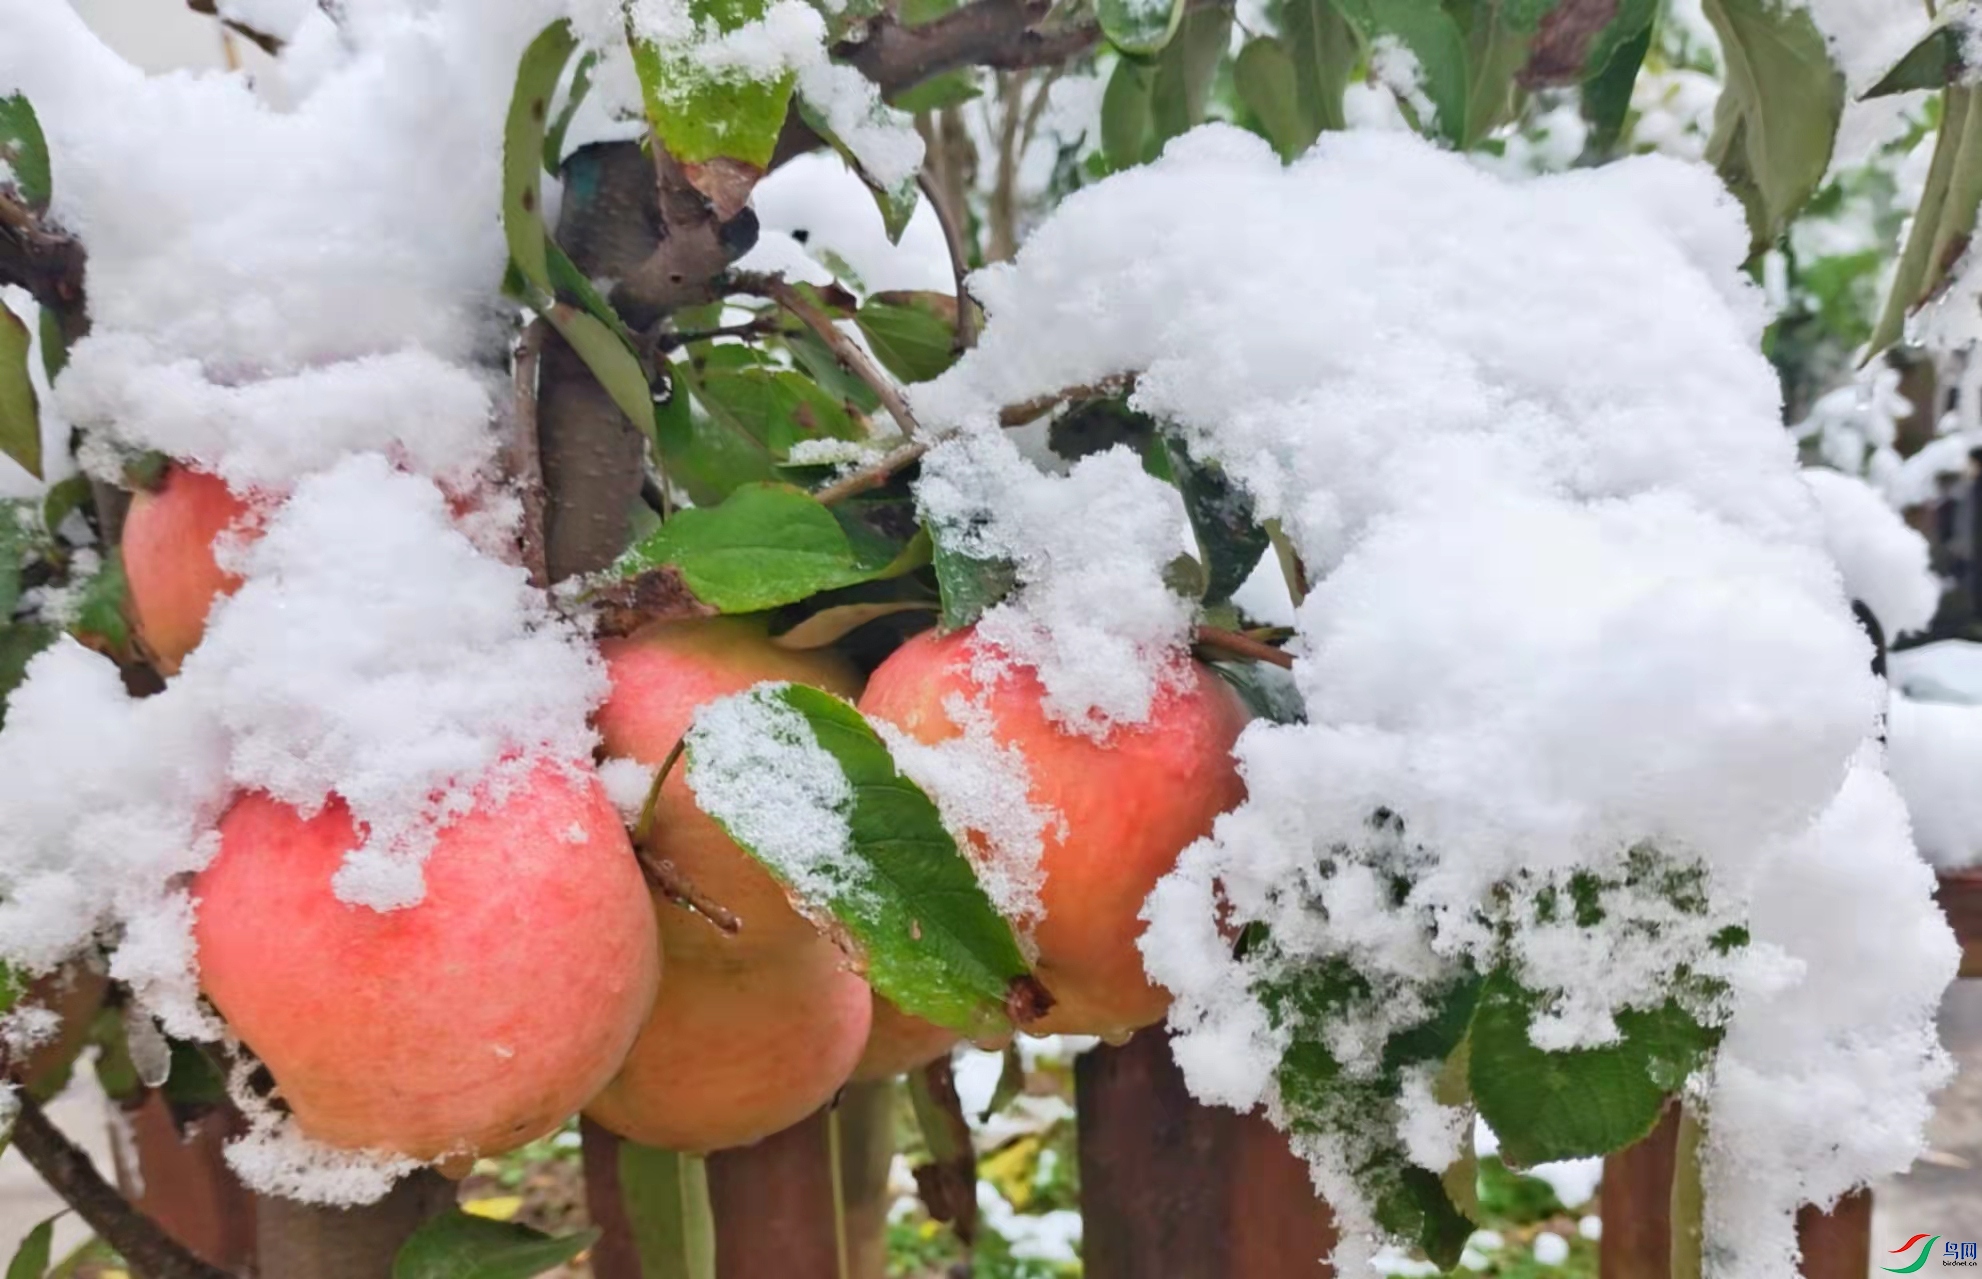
left=815, top=438, right=930, bottom=505
left=917, top=172, right=976, bottom=351
left=731, top=271, right=925, bottom=439
left=0, top=191, right=88, bottom=346
left=838, top=0, right=1103, bottom=95
left=508, top=319, right=552, bottom=591
left=8, top=1092, right=234, bottom=1279
left=185, top=0, right=286, bottom=57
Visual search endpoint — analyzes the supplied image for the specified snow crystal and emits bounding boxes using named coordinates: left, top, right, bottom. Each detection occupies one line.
left=913, top=429, right=1196, bottom=736
left=916, top=126, right=1947, bottom=1269
left=875, top=692, right=1063, bottom=935
left=1528, top=1157, right=1601, bottom=1210
left=1888, top=695, right=1982, bottom=868
left=1368, top=38, right=1435, bottom=132
left=1801, top=468, right=1939, bottom=639
left=682, top=682, right=856, bottom=910
left=746, top=152, right=953, bottom=293
left=1394, top=1064, right=1466, bottom=1172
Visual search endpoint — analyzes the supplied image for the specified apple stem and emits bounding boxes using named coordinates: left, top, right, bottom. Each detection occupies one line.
left=1193, top=624, right=1295, bottom=670
left=630, top=736, right=744, bottom=935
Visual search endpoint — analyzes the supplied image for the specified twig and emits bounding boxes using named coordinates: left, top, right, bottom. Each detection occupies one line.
left=656, top=319, right=782, bottom=352
left=917, top=172, right=976, bottom=351
left=815, top=439, right=931, bottom=505
left=185, top=0, right=285, bottom=56
left=732, top=271, right=925, bottom=439
left=630, top=738, right=742, bottom=935
left=8, top=1093, right=234, bottom=1279
left=510, top=319, right=552, bottom=591
left=998, top=374, right=1136, bottom=426
left=1194, top=624, right=1295, bottom=669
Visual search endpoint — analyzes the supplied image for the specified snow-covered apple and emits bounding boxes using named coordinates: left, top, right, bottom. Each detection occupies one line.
left=858, top=626, right=1249, bottom=1040
left=193, top=761, right=658, bottom=1161
left=121, top=467, right=255, bottom=675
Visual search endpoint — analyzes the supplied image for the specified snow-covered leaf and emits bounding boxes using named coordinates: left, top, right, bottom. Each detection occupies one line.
left=683, top=682, right=1042, bottom=1034
left=1098, top=0, right=1187, bottom=56
left=392, top=1208, right=597, bottom=1279
left=1468, top=968, right=1716, bottom=1167
left=797, top=100, right=920, bottom=244
left=1866, top=5, right=1972, bottom=98
left=1334, top=0, right=1471, bottom=144
left=629, top=0, right=797, bottom=171
left=1868, top=86, right=1982, bottom=358
left=930, top=523, right=1016, bottom=630
left=1702, top=0, right=1844, bottom=251
left=615, top=483, right=917, bottom=612
left=0, top=94, right=51, bottom=212
left=1158, top=435, right=1269, bottom=606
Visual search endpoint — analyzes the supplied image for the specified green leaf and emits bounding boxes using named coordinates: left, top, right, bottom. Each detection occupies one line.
left=1467, top=967, right=1716, bottom=1168
left=161, top=1039, right=229, bottom=1107
left=684, top=682, right=1038, bottom=1035
left=7, top=1214, right=56, bottom=1279
left=65, top=549, right=133, bottom=659
left=630, top=0, right=796, bottom=170
left=694, top=366, right=859, bottom=455
left=0, top=302, right=41, bottom=480
left=1333, top=0, right=1471, bottom=144
left=1580, top=17, right=1653, bottom=156
left=549, top=303, right=658, bottom=433
left=392, top=1209, right=597, bottom=1279
left=1098, top=0, right=1187, bottom=55
left=39, top=476, right=89, bottom=544
left=35, top=308, right=66, bottom=383
left=1702, top=0, right=1844, bottom=252
left=0, top=624, right=54, bottom=729
left=503, top=21, right=577, bottom=295
left=1149, top=6, right=1235, bottom=149
left=771, top=600, right=938, bottom=649
left=1867, top=6, right=1969, bottom=97
left=616, top=483, right=910, bottom=612
left=1283, top=0, right=1358, bottom=138
left=855, top=293, right=964, bottom=385
left=890, top=68, right=984, bottom=114
left=619, top=1144, right=716, bottom=1279
left=1161, top=435, right=1269, bottom=605
left=653, top=362, right=778, bottom=506
left=544, top=50, right=599, bottom=172
left=1236, top=37, right=1312, bottom=160
left=0, top=498, right=39, bottom=619
left=1868, top=84, right=1982, bottom=358
left=929, top=525, right=1016, bottom=630
left=0, top=94, right=52, bottom=212
left=1101, top=56, right=1157, bottom=171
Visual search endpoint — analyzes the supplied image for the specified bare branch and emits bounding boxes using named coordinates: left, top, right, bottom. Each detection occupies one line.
left=731, top=271, right=925, bottom=439
left=8, top=1093, right=234, bottom=1279
left=185, top=0, right=286, bottom=56
left=838, top=0, right=1102, bottom=95
left=917, top=172, right=976, bottom=351
left=815, top=438, right=930, bottom=505
left=999, top=374, right=1136, bottom=426
left=0, top=191, right=87, bottom=342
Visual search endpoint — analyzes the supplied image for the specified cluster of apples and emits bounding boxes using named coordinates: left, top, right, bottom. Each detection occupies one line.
left=125, top=466, right=1249, bottom=1168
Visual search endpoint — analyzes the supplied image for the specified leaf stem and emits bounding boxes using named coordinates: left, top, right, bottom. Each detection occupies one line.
left=1671, top=1103, right=1706, bottom=1279
left=828, top=1104, right=852, bottom=1279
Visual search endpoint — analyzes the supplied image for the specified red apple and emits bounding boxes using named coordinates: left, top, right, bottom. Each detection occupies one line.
left=857, top=627, right=1249, bottom=1039
left=121, top=467, right=256, bottom=675
left=194, top=761, right=659, bottom=1161
left=584, top=618, right=874, bottom=1151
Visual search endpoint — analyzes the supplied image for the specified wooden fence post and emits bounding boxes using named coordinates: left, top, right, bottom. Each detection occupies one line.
left=1076, top=1029, right=1338, bottom=1277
